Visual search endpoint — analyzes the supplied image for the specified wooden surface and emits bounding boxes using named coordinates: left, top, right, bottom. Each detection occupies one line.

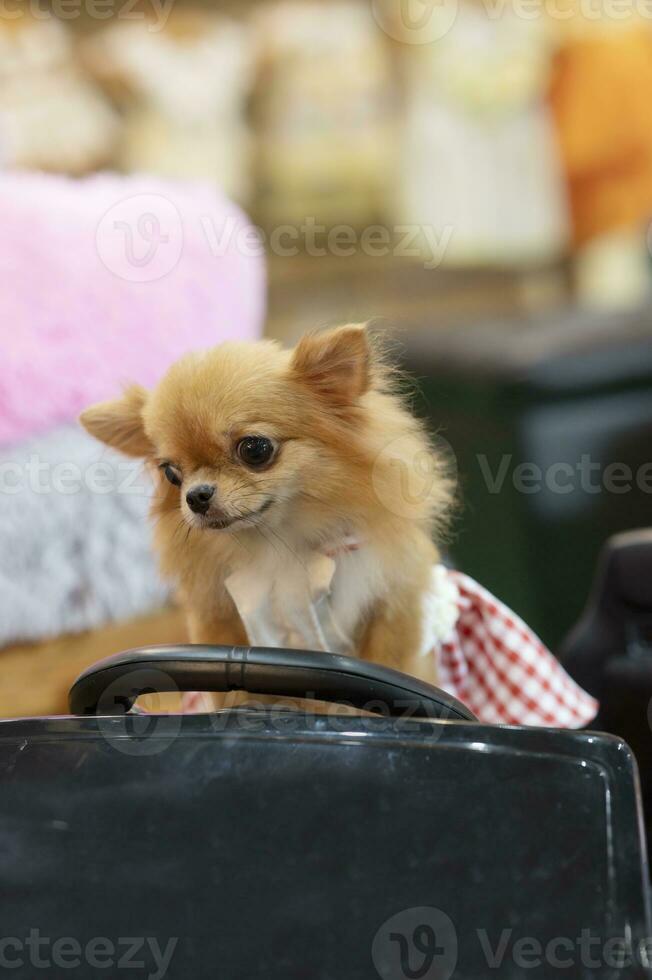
left=0, top=607, right=187, bottom=719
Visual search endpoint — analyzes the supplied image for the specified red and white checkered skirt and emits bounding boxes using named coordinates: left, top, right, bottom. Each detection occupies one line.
left=437, top=570, right=597, bottom=727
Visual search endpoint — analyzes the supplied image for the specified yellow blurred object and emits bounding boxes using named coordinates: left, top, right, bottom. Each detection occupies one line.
left=393, top=0, right=569, bottom=267
left=0, top=15, right=118, bottom=174
left=252, top=0, right=395, bottom=228
left=82, top=10, right=254, bottom=200
left=574, top=228, right=652, bottom=307
left=549, top=27, right=652, bottom=245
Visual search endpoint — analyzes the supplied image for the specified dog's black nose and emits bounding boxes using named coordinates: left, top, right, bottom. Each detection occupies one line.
left=186, top=484, right=215, bottom=515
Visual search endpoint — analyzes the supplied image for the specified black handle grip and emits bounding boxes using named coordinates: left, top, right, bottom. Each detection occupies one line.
left=68, top=645, right=477, bottom=722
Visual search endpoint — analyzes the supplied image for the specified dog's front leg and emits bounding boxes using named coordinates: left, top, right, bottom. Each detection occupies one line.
left=358, top=600, right=437, bottom=688
left=186, top=604, right=248, bottom=647
left=185, top=603, right=251, bottom=711
left=357, top=578, right=437, bottom=689
left=356, top=527, right=439, bottom=688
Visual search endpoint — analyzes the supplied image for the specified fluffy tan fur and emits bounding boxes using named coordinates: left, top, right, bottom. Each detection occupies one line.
left=80, top=325, right=452, bottom=686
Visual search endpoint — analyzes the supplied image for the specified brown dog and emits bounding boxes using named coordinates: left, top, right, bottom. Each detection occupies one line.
left=81, top=325, right=452, bottom=686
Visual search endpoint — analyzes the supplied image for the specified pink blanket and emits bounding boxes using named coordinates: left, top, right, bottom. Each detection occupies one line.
left=0, top=172, right=266, bottom=447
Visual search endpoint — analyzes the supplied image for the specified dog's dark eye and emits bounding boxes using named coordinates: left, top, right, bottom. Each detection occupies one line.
left=236, top=436, right=275, bottom=468
left=161, top=463, right=182, bottom=487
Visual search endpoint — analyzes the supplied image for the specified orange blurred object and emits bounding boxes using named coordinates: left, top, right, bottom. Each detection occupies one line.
left=549, top=28, right=652, bottom=245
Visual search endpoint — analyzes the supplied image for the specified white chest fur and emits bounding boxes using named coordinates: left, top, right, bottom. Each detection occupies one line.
left=328, top=546, right=387, bottom=644
left=225, top=541, right=459, bottom=660
left=330, top=556, right=461, bottom=657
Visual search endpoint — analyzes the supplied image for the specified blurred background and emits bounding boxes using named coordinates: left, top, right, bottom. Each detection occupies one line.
left=1, top=0, right=651, bottom=717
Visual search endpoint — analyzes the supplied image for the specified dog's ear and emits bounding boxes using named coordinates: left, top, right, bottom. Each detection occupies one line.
left=290, top=324, right=370, bottom=405
left=79, top=385, right=153, bottom=457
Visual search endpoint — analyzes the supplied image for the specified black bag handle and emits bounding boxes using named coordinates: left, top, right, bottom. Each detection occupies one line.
left=68, top=645, right=477, bottom=722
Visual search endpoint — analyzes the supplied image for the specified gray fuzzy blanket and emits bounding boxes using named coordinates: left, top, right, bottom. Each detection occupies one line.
left=0, top=426, right=169, bottom=645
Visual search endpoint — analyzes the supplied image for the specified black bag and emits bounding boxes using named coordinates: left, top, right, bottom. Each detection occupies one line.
left=1, top=646, right=650, bottom=979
